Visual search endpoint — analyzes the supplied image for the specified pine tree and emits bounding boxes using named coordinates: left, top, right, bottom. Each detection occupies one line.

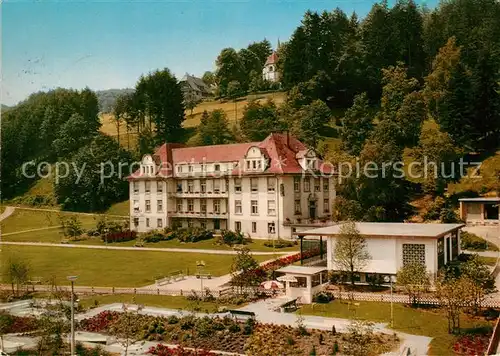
left=340, top=93, right=373, bottom=156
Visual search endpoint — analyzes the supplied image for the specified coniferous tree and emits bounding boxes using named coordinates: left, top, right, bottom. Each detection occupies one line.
left=340, top=93, right=373, bottom=156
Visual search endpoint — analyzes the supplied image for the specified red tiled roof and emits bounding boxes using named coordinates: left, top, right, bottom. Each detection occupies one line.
left=265, top=52, right=278, bottom=66
left=128, top=133, right=335, bottom=179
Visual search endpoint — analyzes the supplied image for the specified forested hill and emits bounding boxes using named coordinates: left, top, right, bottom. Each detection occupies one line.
left=96, top=88, right=134, bottom=113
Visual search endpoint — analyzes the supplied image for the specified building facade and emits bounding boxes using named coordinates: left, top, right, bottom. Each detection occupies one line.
left=262, top=52, right=280, bottom=82
left=459, top=197, right=500, bottom=226
left=180, top=73, right=213, bottom=102
left=296, top=222, right=464, bottom=283
left=128, top=133, right=336, bottom=239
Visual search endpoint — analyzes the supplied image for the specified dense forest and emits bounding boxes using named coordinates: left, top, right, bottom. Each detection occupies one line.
left=2, top=0, right=499, bottom=218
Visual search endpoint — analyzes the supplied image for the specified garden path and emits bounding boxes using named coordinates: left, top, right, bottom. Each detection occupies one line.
left=0, top=206, right=15, bottom=222
left=0, top=240, right=291, bottom=255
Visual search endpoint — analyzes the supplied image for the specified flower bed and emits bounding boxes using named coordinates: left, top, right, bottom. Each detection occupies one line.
left=102, top=230, right=137, bottom=243
left=453, top=334, right=491, bottom=355
left=147, top=344, right=214, bottom=355
left=0, top=312, right=39, bottom=334
left=78, top=311, right=120, bottom=332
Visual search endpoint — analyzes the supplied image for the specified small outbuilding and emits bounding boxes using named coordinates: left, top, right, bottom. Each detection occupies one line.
left=459, top=197, right=500, bottom=226
left=296, top=222, right=464, bottom=284
left=276, top=265, right=328, bottom=304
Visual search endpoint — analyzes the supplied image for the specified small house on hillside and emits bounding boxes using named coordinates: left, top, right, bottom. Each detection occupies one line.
left=180, top=74, right=213, bottom=102
left=262, top=52, right=279, bottom=82
left=459, top=197, right=500, bottom=225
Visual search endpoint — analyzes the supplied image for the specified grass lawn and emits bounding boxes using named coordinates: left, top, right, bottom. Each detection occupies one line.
left=478, top=256, right=498, bottom=266
left=0, top=208, right=125, bottom=236
left=0, top=245, right=271, bottom=287
left=78, top=294, right=242, bottom=311
left=105, top=200, right=130, bottom=216
left=301, top=300, right=494, bottom=356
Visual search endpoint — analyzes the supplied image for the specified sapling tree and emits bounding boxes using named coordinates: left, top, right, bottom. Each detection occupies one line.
left=333, top=221, right=371, bottom=285
left=396, top=262, right=431, bottom=307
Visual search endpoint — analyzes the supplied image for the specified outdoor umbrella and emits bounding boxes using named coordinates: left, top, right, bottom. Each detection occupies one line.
left=260, top=280, right=284, bottom=290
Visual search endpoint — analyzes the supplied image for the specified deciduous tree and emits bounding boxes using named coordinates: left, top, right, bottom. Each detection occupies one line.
left=340, top=93, right=373, bottom=156
left=396, top=262, right=431, bottom=306
left=333, top=221, right=371, bottom=285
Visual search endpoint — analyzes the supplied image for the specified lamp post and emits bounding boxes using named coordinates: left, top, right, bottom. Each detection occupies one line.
left=196, top=261, right=206, bottom=297
left=384, top=275, right=396, bottom=328
left=67, top=275, right=78, bottom=356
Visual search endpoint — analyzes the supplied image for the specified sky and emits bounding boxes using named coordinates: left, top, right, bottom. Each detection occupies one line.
left=1, top=0, right=437, bottom=106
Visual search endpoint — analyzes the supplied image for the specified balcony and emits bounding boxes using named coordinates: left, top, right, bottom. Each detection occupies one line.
left=168, top=191, right=229, bottom=198
left=168, top=211, right=228, bottom=219
left=283, top=217, right=335, bottom=227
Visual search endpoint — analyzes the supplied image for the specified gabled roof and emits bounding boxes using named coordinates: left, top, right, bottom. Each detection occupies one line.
left=265, top=52, right=278, bottom=66
left=180, top=74, right=211, bottom=94
left=127, top=133, right=335, bottom=179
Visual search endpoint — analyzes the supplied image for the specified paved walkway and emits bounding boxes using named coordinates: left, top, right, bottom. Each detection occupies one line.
left=4, top=205, right=127, bottom=218
left=0, top=206, right=15, bottom=222
left=462, top=249, right=500, bottom=258
left=0, top=240, right=291, bottom=255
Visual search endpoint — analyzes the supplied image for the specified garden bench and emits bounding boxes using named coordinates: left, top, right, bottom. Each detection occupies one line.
left=227, top=309, right=255, bottom=322
left=196, top=272, right=212, bottom=279
left=155, top=276, right=170, bottom=286
left=278, top=298, right=298, bottom=313
left=170, top=270, right=185, bottom=281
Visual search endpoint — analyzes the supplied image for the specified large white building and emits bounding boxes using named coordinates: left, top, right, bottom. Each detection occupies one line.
left=128, top=133, right=336, bottom=239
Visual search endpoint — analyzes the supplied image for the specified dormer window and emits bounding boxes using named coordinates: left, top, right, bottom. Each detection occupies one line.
left=244, top=146, right=267, bottom=172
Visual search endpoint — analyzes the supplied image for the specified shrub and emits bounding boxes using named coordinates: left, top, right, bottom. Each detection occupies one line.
left=176, top=227, right=213, bottom=243
left=313, top=291, right=334, bottom=304
left=461, top=231, right=498, bottom=251
left=218, top=230, right=245, bottom=246
left=228, top=323, right=241, bottom=333
left=102, top=230, right=137, bottom=243
left=166, top=315, right=179, bottom=324
left=264, top=238, right=295, bottom=248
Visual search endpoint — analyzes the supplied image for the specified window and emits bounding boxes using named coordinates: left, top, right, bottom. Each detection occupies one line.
left=294, top=177, right=300, bottom=192
left=157, top=219, right=163, bottom=228
left=133, top=200, right=139, bottom=213
left=200, top=200, right=207, bottom=213
left=189, top=165, right=193, bottom=173
left=213, top=199, right=221, bottom=214
left=323, top=199, right=329, bottom=213
left=235, top=200, right=242, bottom=214
left=268, top=222, right=276, bottom=234
left=187, top=180, right=194, bottom=193
left=157, top=200, right=163, bottom=212
left=146, top=218, right=150, bottom=227
left=188, top=199, right=194, bottom=212
left=187, top=220, right=193, bottom=228
left=311, top=273, right=321, bottom=287
left=252, top=160, right=256, bottom=169
left=176, top=183, right=182, bottom=193
left=234, top=178, right=242, bottom=193
left=201, top=221, right=206, bottom=229
left=304, top=178, right=310, bottom=192
left=267, top=177, right=276, bottom=192
left=177, top=165, right=182, bottom=173
left=213, top=179, right=220, bottom=193
left=290, top=276, right=307, bottom=288
left=403, top=244, right=426, bottom=267
left=176, top=199, right=183, bottom=212
left=294, top=200, right=301, bottom=215
left=235, top=221, right=241, bottom=232
left=133, top=182, right=139, bottom=194
left=267, top=200, right=276, bottom=216
left=214, top=164, right=220, bottom=172
left=157, top=181, right=163, bottom=193
left=251, top=178, right=258, bottom=192
left=200, top=180, right=206, bottom=193
left=314, top=178, right=320, bottom=192
left=145, top=181, right=151, bottom=193
left=145, top=200, right=151, bottom=212
left=257, top=160, right=262, bottom=170
left=323, top=178, right=329, bottom=192
left=133, top=218, right=139, bottom=227
left=251, top=200, right=258, bottom=215
left=252, top=222, right=257, bottom=233
left=246, top=161, right=250, bottom=170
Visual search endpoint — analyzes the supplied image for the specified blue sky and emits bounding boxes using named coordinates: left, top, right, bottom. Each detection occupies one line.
left=2, top=0, right=437, bottom=106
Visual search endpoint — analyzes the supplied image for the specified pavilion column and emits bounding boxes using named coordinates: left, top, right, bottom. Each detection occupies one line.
left=300, top=237, right=304, bottom=265
left=320, top=236, right=323, bottom=260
